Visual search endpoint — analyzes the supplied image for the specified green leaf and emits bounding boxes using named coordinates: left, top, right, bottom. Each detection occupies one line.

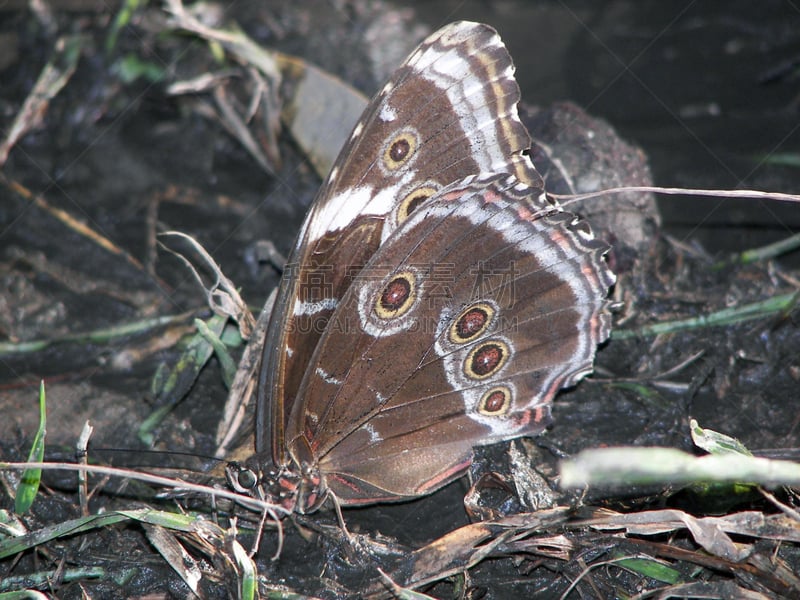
left=15, top=382, right=47, bottom=514
left=106, top=0, right=146, bottom=53
left=114, top=53, right=166, bottom=84
left=614, top=555, right=682, bottom=584
left=194, top=318, right=236, bottom=389
left=690, top=419, right=752, bottom=456
left=231, top=540, right=257, bottom=600
left=140, top=314, right=227, bottom=443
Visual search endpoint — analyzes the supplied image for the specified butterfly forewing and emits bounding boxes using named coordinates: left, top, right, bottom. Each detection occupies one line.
left=259, top=21, right=541, bottom=468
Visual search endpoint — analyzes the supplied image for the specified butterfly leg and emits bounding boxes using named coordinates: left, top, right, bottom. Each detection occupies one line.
left=326, top=490, right=353, bottom=542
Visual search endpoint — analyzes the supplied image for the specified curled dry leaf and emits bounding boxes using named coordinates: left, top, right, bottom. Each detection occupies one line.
left=158, top=231, right=255, bottom=338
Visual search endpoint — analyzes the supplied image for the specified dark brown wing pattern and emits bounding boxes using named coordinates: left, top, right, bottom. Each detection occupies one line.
left=238, top=22, right=614, bottom=514
left=258, top=21, right=540, bottom=467
left=287, top=174, right=613, bottom=505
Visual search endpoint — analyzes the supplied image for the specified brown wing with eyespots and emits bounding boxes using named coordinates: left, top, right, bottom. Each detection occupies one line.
left=286, top=174, right=614, bottom=504
left=258, top=21, right=542, bottom=468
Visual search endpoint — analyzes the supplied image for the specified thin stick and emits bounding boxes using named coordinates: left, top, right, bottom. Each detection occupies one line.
left=550, top=186, right=800, bottom=205
left=2, top=461, right=290, bottom=517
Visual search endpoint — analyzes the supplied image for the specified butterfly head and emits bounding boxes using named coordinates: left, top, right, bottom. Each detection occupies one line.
left=225, top=456, right=326, bottom=515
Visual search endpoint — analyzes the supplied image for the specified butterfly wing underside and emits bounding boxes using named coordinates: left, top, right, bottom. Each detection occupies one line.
left=258, top=21, right=542, bottom=468
left=286, top=174, right=615, bottom=504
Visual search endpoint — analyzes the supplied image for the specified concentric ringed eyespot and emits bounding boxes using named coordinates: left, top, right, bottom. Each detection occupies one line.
left=449, top=302, right=496, bottom=344
left=382, top=129, right=419, bottom=171
left=464, top=340, right=509, bottom=380
left=397, top=184, right=439, bottom=224
left=478, top=386, right=512, bottom=416
left=374, top=271, right=417, bottom=319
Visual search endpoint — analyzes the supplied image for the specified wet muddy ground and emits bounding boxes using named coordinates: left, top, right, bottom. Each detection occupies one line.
left=1, top=1, right=799, bottom=598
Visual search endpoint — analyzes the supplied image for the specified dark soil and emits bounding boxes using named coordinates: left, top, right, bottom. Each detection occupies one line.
left=1, top=1, right=798, bottom=598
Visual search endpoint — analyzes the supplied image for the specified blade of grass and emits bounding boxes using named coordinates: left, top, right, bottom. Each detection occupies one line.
left=0, top=567, right=106, bottom=592
left=717, top=231, right=800, bottom=268
left=0, top=312, right=193, bottom=356
left=0, top=35, right=83, bottom=165
left=106, top=0, right=145, bottom=53
left=0, top=508, right=225, bottom=560
left=14, top=382, right=47, bottom=514
left=231, top=539, right=257, bottom=600
left=195, top=318, right=236, bottom=389
left=613, top=291, right=798, bottom=340
left=140, top=313, right=227, bottom=443
left=611, top=554, right=683, bottom=584
left=561, top=447, right=800, bottom=488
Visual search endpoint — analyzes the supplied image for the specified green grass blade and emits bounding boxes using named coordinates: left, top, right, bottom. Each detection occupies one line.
left=14, top=382, right=47, bottom=514
left=613, top=292, right=798, bottom=340
left=613, top=555, right=682, bottom=584
left=194, top=318, right=237, bottom=389
left=140, top=313, right=227, bottom=443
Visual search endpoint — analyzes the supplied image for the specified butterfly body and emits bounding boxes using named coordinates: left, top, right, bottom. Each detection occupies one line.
left=230, top=22, right=615, bottom=514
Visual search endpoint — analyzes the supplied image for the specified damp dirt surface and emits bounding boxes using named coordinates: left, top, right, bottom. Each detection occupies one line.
left=1, top=1, right=799, bottom=598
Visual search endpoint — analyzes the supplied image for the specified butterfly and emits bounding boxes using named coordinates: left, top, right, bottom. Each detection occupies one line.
left=227, top=21, right=615, bottom=514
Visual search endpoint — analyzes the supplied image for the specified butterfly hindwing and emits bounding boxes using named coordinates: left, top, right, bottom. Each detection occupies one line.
left=284, top=174, right=614, bottom=503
